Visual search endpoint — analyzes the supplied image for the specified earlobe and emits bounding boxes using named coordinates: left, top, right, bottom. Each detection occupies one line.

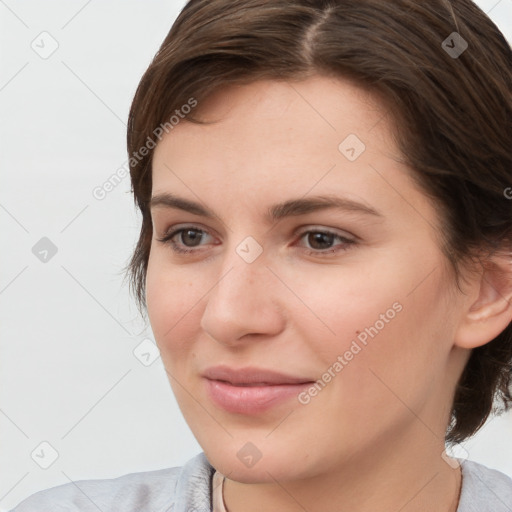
left=454, top=254, right=512, bottom=349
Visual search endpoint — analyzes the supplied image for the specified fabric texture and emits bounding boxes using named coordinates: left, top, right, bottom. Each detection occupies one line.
left=10, top=452, right=512, bottom=511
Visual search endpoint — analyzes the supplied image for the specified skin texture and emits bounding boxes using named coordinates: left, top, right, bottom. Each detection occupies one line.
left=145, top=75, right=510, bottom=512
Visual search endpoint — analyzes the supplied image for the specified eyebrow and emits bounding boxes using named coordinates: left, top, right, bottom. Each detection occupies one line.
left=150, top=192, right=383, bottom=222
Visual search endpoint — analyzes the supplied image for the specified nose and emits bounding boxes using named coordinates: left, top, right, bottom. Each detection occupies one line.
left=200, top=252, right=286, bottom=346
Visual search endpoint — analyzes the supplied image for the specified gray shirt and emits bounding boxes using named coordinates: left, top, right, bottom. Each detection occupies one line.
left=10, top=452, right=512, bottom=511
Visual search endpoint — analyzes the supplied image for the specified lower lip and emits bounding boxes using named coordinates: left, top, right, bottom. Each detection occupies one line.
left=204, top=378, right=313, bottom=414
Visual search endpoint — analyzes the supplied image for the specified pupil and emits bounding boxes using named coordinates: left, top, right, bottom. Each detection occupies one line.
left=183, top=229, right=202, bottom=246
left=309, top=232, right=334, bottom=250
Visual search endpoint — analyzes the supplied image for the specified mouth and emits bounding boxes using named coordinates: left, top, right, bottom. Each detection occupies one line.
left=202, top=365, right=314, bottom=386
left=202, top=365, right=315, bottom=414
left=216, top=381, right=289, bottom=387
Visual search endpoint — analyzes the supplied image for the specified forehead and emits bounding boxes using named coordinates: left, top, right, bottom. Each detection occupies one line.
left=151, top=77, right=441, bottom=231
left=152, top=76, right=399, bottom=183
left=192, top=75, right=383, bottom=123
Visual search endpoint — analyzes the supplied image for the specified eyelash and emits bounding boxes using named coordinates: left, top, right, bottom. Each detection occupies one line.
left=156, top=225, right=357, bottom=257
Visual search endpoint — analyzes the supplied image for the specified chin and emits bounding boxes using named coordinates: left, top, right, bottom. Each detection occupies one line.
left=203, top=442, right=312, bottom=483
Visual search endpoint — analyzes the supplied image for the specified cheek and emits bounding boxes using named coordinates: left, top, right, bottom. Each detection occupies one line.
left=145, top=250, right=201, bottom=357
left=274, top=257, right=407, bottom=357
left=286, top=254, right=454, bottom=394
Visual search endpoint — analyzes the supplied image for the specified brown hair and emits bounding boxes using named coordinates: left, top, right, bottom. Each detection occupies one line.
left=125, top=0, right=512, bottom=444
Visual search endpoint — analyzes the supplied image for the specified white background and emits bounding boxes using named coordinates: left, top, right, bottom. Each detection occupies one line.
left=1, top=0, right=511, bottom=509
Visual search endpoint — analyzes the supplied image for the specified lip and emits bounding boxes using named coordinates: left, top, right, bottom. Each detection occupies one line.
left=202, top=365, right=314, bottom=385
left=202, top=365, right=315, bottom=414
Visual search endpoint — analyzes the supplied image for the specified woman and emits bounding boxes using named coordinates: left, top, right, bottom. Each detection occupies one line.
left=11, top=0, right=512, bottom=510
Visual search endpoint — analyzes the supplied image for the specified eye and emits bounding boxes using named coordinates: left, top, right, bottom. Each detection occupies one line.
left=156, top=226, right=215, bottom=254
left=296, top=228, right=356, bottom=255
left=156, top=225, right=357, bottom=257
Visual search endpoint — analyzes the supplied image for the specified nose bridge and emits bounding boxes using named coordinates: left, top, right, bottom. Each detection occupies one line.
left=200, top=239, right=285, bottom=343
left=213, top=234, right=271, bottom=300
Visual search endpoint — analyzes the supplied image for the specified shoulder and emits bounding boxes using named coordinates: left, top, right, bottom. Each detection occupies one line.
left=10, top=467, right=181, bottom=512
left=9, top=453, right=214, bottom=512
left=458, top=459, right=512, bottom=512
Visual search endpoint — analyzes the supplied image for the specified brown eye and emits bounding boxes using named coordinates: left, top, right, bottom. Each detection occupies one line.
left=297, top=229, right=356, bottom=256
left=306, top=232, right=336, bottom=250
left=156, top=226, right=215, bottom=254
left=178, top=228, right=205, bottom=247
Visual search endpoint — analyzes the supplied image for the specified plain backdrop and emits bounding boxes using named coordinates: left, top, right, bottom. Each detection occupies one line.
left=1, top=0, right=511, bottom=509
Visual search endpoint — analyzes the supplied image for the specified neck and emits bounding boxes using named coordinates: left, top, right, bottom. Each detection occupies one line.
left=222, top=426, right=462, bottom=512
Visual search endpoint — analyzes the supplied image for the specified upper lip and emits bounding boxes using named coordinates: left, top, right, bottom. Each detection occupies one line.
left=203, top=365, right=314, bottom=386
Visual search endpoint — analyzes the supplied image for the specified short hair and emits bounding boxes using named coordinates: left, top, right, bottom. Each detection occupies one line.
left=125, top=0, right=512, bottom=444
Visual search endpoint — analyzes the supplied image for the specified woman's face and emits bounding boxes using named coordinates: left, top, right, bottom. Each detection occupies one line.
left=146, top=75, right=469, bottom=482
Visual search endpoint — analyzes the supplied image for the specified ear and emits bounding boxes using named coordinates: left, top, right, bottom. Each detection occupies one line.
left=454, top=251, right=512, bottom=349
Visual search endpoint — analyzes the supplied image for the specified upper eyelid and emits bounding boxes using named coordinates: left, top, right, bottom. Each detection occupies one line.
left=161, top=224, right=216, bottom=239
